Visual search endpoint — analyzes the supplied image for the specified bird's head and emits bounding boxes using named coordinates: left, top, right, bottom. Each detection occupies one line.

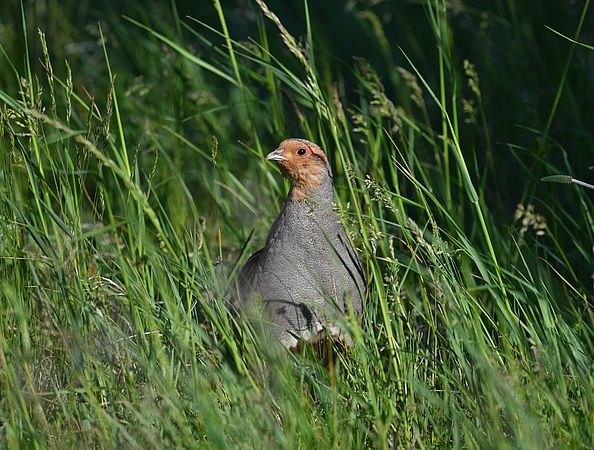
left=266, top=138, right=332, bottom=201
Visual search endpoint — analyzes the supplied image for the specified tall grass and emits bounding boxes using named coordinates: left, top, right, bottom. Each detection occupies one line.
left=1, top=0, right=593, bottom=448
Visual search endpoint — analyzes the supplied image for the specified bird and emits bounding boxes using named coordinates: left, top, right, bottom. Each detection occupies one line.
left=235, top=138, right=366, bottom=349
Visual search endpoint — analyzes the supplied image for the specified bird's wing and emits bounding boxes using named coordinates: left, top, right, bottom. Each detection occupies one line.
left=235, top=248, right=265, bottom=303
left=336, top=227, right=367, bottom=296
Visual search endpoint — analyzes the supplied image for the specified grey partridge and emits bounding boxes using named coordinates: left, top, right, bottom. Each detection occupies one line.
left=236, top=138, right=366, bottom=349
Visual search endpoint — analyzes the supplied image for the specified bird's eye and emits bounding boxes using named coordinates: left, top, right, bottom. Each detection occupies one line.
left=297, top=148, right=307, bottom=156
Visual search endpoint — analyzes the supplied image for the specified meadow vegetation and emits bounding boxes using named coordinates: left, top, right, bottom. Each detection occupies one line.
left=0, top=0, right=593, bottom=448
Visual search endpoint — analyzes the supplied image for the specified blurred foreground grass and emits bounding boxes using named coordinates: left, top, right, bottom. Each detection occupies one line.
left=0, top=0, right=593, bottom=448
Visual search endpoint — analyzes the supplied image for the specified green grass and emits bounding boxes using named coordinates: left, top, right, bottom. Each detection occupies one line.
left=1, top=0, right=593, bottom=448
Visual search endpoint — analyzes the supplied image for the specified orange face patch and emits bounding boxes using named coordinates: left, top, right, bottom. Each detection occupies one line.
left=267, top=139, right=330, bottom=201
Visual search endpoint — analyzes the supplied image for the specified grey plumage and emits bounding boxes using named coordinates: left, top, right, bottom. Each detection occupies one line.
left=236, top=139, right=365, bottom=348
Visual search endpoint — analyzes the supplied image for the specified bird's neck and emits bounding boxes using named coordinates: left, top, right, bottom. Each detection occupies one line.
left=288, top=169, right=334, bottom=205
left=269, top=171, right=337, bottom=246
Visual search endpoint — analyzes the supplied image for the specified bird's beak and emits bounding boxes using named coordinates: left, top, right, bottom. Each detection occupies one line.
left=266, top=149, right=287, bottom=161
